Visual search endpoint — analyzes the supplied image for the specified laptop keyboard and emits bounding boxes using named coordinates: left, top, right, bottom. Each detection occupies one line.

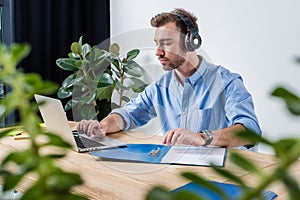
left=74, top=135, right=104, bottom=148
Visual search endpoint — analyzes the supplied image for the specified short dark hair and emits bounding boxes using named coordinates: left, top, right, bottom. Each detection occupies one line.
left=150, top=8, right=199, bottom=34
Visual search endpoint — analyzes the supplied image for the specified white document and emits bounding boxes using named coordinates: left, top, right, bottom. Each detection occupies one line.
left=161, top=146, right=227, bottom=167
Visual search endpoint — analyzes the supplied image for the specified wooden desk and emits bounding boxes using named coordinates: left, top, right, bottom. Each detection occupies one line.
left=0, top=130, right=299, bottom=200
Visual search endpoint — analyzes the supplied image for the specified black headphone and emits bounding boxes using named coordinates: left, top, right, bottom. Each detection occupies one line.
left=173, top=13, right=202, bottom=52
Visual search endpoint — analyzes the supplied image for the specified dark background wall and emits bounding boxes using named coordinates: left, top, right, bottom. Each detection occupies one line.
left=8, top=0, right=110, bottom=123
left=14, top=0, right=110, bottom=85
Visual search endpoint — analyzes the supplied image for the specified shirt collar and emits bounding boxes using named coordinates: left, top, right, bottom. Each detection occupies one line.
left=173, top=55, right=208, bottom=86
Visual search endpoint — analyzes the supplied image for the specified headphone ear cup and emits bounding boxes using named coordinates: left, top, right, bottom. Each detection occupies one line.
left=186, top=31, right=202, bottom=52
left=185, top=33, right=193, bottom=52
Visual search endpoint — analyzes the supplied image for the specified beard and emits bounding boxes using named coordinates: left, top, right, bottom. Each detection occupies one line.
left=160, top=55, right=186, bottom=71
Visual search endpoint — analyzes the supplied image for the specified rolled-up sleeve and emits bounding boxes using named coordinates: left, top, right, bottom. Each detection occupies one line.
left=224, top=72, right=261, bottom=135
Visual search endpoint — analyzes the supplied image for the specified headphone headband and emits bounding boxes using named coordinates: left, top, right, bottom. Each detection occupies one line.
left=174, top=13, right=197, bottom=32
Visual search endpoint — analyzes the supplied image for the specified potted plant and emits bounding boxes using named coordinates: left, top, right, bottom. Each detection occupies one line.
left=56, top=36, right=148, bottom=121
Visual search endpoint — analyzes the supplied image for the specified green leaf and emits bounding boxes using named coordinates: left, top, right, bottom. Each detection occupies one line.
left=272, top=87, right=298, bottom=99
left=61, top=73, right=76, bottom=89
left=145, top=186, right=173, bottom=200
left=116, top=81, right=129, bottom=90
left=57, top=87, right=73, bottom=99
left=64, top=99, right=78, bottom=111
left=82, top=43, right=91, bottom=58
left=78, top=93, right=97, bottom=105
left=128, top=77, right=148, bottom=92
left=113, top=69, right=121, bottom=78
left=0, top=168, right=9, bottom=176
left=71, top=42, right=82, bottom=55
left=126, top=60, right=141, bottom=69
left=273, top=138, right=300, bottom=162
left=98, top=73, right=114, bottom=87
left=86, top=47, right=105, bottom=62
left=72, top=87, right=90, bottom=100
left=109, top=43, right=120, bottom=55
left=124, top=65, right=142, bottom=77
left=271, top=87, right=300, bottom=115
left=0, top=44, right=30, bottom=71
left=230, top=153, right=263, bottom=175
left=61, top=73, right=85, bottom=91
left=3, top=173, right=24, bottom=191
left=0, top=127, right=18, bottom=138
left=277, top=168, right=300, bottom=199
left=21, top=184, right=44, bottom=200
left=22, top=185, right=88, bottom=200
left=235, top=130, right=272, bottom=146
left=126, top=49, right=140, bottom=60
left=111, top=102, right=119, bottom=109
left=11, top=43, right=31, bottom=65
left=181, top=172, right=230, bottom=200
left=175, top=190, right=206, bottom=200
left=112, top=59, right=120, bottom=69
left=21, top=73, right=58, bottom=96
left=0, top=93, right=20, bottom=116
left=86, top=47, right=109, bottom=74
left=96, top=84, right=114, bottom=102
left=1, top=150, right=37, bottom=172
left=131, top=85, right=148, bottom=93
left=34, top=81, right=58, bottom=95
left=211, top=165, right=246, bottom=186
left=78, top=36, right=83, bottom=46
left=21, top=172, right=86, bottom=200
left=45, top=154, right=66, bottom=159
left=68, top=52, right=79, bottom=59
left=46, top=171, right=84, bottom=192
left=77, top=103, right=98, bottom=120
left=43, top=132, right=72, bottom=148
left=122, top=96, right=131, bottom=103
left=56, top=58, right=81, bottom=71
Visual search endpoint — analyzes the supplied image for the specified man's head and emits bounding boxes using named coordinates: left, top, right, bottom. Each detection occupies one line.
left=151, top=9, right=201, bottom=71
left=151, top=8, right=199, bottom=37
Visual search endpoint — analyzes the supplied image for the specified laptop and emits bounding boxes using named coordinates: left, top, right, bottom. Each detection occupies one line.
left=34, top=94, right=127, bottom=153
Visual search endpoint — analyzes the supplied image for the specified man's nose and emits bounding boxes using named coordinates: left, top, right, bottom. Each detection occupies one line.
left=155, top=47, right=165, bottom=57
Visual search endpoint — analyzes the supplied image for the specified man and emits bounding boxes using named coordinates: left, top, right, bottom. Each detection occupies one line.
left=77, top=8, right=261, bottom=149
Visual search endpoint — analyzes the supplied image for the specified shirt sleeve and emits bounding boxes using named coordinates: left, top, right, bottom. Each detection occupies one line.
left=111, top=82, right=157, bottom=130
left=223, top=71, right=262, bottom=135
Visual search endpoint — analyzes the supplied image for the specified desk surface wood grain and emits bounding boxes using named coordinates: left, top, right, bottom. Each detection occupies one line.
left=0, top=129, right=299, bottom=200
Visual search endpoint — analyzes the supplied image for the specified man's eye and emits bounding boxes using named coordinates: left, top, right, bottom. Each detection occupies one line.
left=163, top=42, right=172, bottom=46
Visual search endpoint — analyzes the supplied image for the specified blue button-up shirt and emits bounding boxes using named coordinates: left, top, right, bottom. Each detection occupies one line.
left=112, top=57, right=261, bottom=137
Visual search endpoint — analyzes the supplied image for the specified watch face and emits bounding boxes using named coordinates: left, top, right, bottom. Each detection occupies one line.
left=202, top=130, right=213, bottom=146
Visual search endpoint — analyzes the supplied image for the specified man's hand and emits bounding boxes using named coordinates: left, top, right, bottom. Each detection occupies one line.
left=163, top=128, right=205, bottom=146
left=76, top=120, right=106, bottom=137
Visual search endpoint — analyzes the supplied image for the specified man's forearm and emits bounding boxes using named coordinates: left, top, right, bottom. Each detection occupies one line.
left=100, top=113, right=125, bottom=133
left=211, top=124, right=250, bottom=147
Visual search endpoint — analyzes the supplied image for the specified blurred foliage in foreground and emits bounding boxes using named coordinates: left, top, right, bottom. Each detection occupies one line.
left=0, top=43, right=87, bottom=200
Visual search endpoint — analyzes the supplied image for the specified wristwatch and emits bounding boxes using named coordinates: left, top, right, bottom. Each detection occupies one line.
left=201, top=130, right=214, bottom=146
